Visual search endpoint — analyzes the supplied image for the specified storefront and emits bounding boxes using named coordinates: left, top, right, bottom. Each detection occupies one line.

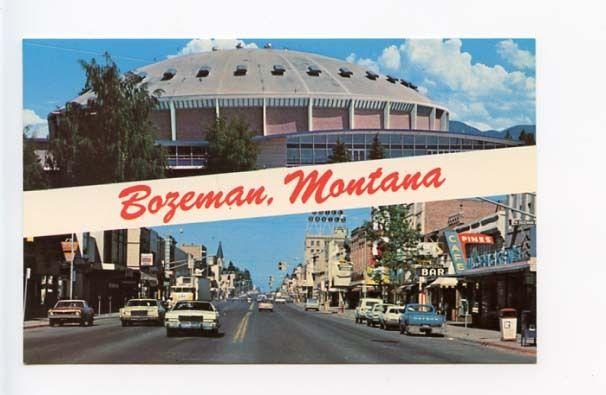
left=444, top=225, right=537, bottom=330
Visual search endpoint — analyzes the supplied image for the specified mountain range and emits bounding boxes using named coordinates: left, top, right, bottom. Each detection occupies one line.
left=449, top=120, right=536, bottom=140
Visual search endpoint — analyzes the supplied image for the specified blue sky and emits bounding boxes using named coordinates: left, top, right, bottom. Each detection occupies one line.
left=153, top=208, right=371, bottom=292
left=23, top=38, right=535, bottom=134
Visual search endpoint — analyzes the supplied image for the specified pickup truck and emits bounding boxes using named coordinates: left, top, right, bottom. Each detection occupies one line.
left=399, top=304, right=445, bottom=336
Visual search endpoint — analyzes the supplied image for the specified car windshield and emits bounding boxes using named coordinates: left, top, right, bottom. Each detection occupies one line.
left=171, top=287, right=195, bottom=293
left=366, top=301, right=378, bottom=308
left=389, top=308, right=404, bottom=314
left=308, top=299, right=318, bottom=303
left=55, top=301, right=84, bottom=308
left=172, top=301, right=214, bottom=311
left=407, top=305, right=434, bottom=313
left=127, top=300, right=156, bottom=307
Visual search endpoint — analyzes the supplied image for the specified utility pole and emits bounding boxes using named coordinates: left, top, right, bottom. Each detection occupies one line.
left=69, top=233, right=74, bottom=299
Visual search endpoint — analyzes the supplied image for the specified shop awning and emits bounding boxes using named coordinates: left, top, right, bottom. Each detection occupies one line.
left=427, top=277, right=458, bottom=289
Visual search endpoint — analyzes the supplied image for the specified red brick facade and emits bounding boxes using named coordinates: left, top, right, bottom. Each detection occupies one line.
left=176, top=108, right=215, bottom=140
left=350, top=228, right=376, bottom=275
left=390, top=111, right=411, bottom=129
left=312, top=107, right=349, bottom=131
left=354, top=109, right=383, bottom=129
left=220, top=107, right=263, bottom=136
left=266, top=107, right=307, bottom=135
left=423, top=199, right=497, bottom=234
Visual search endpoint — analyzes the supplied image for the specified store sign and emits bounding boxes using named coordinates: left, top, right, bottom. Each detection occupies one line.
left=444, top=230, right=466, bottom=274
left=416, top=266, right=446, bottom=277
left=140, top=253, right=154, bottom=267
left=459, top=233, right=494, bottom=245
left=467, top=245, right=527, bottom=270
left=60, top=239, right=79, bottom=262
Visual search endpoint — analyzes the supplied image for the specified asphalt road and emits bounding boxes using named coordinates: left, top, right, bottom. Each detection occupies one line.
left=23, top=301, right=535, bottom=364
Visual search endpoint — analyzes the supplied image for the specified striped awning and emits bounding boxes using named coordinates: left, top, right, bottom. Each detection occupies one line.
left=427, top=277, right=458, bottom=289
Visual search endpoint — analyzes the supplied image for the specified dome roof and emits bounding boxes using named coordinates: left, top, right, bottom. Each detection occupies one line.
left=72, top=48, right=441, bottom=109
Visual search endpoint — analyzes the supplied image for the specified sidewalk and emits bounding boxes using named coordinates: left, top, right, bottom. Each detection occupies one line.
left=444, top=322, right=536, bottom=355
left=24, top=313, right=120, bottom=330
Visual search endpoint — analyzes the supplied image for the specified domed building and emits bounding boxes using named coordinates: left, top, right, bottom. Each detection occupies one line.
left=53, top=46, right=520, bottom=173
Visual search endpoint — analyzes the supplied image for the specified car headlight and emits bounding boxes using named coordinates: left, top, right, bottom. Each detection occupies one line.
left=48, top=311, right=54, bottom=316
left=75, top=311, right=81, bottom=316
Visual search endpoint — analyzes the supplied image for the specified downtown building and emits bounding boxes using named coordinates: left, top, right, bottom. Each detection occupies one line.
left=48, top=46, right=521, bottom=173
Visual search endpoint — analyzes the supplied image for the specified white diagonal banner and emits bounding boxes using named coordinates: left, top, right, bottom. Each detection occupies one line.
left=23, top=146, right=536, bottom=237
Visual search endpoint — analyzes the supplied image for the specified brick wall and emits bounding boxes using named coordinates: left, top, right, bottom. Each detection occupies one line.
left=220, top=107, right=263, bottom=136
left=312, top=107, right=348, bottom=131
left=354, top=109, right=383, bottom=129
left=423, top=199, right=498, bottom=234
left=149, top=110, right=171, bottom=140
left=266, top=107, right=308, bottom=135
left=350, top=229, right=375, bottom=275
left=417, top=114, right=430, bottom=130
left=390, top=111, right=411, bottom=129
left=176, top=108, right=216, bottom=140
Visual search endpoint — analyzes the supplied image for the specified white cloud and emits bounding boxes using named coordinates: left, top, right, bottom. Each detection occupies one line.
left=496, top=39, right=535, bottom=71
left=23, top=109, right=49, bottom=138
left=345, top=53, right=380, bottom=73
left=378, top=45, right=400, bottom=71
left=169, top=39, right=258, bottom=58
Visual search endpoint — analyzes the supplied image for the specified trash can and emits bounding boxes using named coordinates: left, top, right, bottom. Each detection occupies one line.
left=498, top=308, right=517, bottom=341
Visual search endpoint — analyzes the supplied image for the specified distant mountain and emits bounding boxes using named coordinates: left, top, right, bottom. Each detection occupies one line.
left=449, top=120, right=535, bottom=140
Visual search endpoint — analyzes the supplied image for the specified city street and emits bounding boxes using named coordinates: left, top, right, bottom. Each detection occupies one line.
left=24, top=301, right=534, bottom=364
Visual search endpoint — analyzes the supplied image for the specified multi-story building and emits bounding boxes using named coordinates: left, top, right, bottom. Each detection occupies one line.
left=410, top=199, right=498, bottom=236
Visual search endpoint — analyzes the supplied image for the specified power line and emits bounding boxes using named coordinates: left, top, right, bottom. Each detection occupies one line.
left=23, top=42, right=156, bottom=65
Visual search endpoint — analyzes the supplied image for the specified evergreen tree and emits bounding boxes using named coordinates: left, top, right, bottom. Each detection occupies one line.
left=368, top=133, right=385, bottom=160
left=519, top=129, right=527, bottom=144
left=49, top=53, right=165, bottom=188
left=23, top=134, right=48, bottom=191
left=504, top=130, right=512, bottom=140
left=328, top=138, right=350, bottom=163
left=206, top=116, right=258, bottom=173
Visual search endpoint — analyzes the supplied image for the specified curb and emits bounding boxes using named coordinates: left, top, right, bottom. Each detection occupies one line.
left=445, top=333, right=537, bottom=355
left=24, top=314, right=119, bottom=330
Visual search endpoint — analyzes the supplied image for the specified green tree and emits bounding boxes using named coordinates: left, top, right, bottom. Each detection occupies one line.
left=518, top=129, right=527, bottom=144
left=504, top=130, right=512, bottom=140
left=206, top=116, right=258, bottom=173
left=518, top=129, right=536, bottom=146
left=328, top=138, right=350, bottom=163
left=49, top=53, right=165, bottom=188
left=362, top=205, right=421, bottom=298
left=23, top=135, right=48, bottom=191
left=368, top=133, right=385, bottom=160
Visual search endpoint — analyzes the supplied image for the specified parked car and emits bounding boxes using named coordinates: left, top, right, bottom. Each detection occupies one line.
left=258, top=299, right=274, bottom=312
left=366, top=303, right=394, bottom=327
left=120, top=298, right=165, bottom=326
left=304, top=298, right=320, bottom=311
left=399, top=304, right=445, bottom=336
left=354, top=298, right=383, bottom=324
left=275, top=297, right=286, bottom=304
left=378, top=305, right=404, bottom=330
left=164, top=300, right=220, bottom=337
left=48, top=299, right=94, bottom=327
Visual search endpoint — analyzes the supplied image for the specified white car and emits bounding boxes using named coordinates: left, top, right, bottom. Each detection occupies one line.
left=378, top=305, right=404, bottom=330
left=275, top=297, right=286, bottom=304
left=120, top=299, right=165, bottom=326
left=258, top=299, right=274, bottom=312
left=304, top=298, right=320, bottom=311
left=354, top=298, right=383, bottom=323
left=164, top=300, right=220, bottom=336
left=366, top=303, right=394, bottom=327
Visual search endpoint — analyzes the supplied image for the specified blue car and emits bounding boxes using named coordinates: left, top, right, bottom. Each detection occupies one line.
left=399, top=304, right=445, bottom=336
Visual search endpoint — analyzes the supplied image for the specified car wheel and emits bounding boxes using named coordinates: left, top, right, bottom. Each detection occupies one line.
left=121, top=320, right=127, bottom=327
left=404, top=323, right=410, bottom=335
left=400, top=324, right=404, bottom=334
left=80, top=319, right=86, bottom=327
left=89, top=317, right=94, bottom=326
left=166, top=328, right=175, bottom=337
